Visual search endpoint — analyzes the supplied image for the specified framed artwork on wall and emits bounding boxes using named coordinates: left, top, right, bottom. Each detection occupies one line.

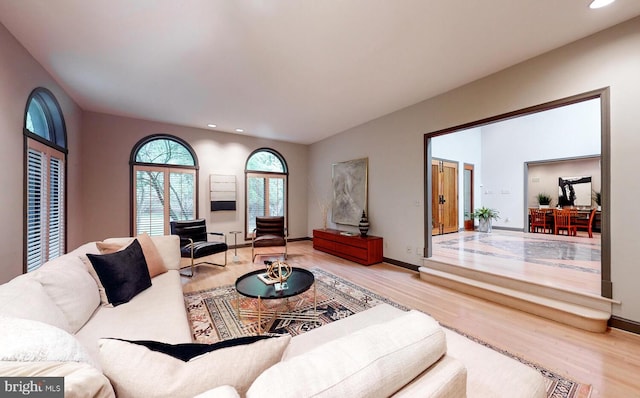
left=332, top=158, right=368, bottom=226
left=558, top=176, right=591, bottom=207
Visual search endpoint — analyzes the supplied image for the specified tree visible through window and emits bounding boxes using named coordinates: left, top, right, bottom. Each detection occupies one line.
left=24, top=88, right=67, bottom=272
left=245, top=149, right=288, bottom=238
left=132, top=136, right=197, bottom=236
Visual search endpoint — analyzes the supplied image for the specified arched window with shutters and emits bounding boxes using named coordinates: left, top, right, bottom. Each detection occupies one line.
left=245, top=148, right=288, bottom=239
left=131, top=135, right=198, bottom=236
left=24, top=88, right=67, bottom=272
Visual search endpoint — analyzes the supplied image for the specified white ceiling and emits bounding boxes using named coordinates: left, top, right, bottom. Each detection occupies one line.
left=1, top=1, right=639, bottom=144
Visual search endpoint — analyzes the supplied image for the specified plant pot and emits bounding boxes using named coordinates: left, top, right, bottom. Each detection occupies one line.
left=478, top=219, right=492, bottom=233
left=464, top=220, right=475, bottom=231
left=539, top=205, right=549, bottom=209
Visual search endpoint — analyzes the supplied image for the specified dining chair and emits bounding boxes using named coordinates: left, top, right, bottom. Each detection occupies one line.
left=529, top=208, right=551, bottom=234
left=574, top=208, right=597, bottom=238
left=553, top=209, right=577, bottom=236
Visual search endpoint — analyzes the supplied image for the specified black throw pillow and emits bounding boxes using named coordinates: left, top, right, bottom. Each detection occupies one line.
left=87, top=239, right=151, bottom=306
left=108, top=335, right=274, bottom=362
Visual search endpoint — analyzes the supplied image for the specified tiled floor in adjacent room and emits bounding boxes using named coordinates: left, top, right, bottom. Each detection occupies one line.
left=431, top=230, right=601, bottom=295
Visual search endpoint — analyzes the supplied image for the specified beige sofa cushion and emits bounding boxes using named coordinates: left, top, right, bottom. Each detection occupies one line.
left=32, top=254, right=100, bottom=333
left=193, top=385, right=240, bottom=398
left=98, top=335, right=291, bottom=398
left=74, top=270, right=193, bottom=363
left=247, top=310, right=446, bottom=398
left=392, top=355, right=467, bottom=398
left=0, top=274, right=71, bottom=332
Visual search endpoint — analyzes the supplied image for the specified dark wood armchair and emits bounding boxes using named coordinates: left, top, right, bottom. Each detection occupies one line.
left=252, top=216, right=287, bottom=262
left=170, top=219, right=227, bottom=277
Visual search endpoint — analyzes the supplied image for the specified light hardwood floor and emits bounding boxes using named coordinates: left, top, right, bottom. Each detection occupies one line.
left=182, top=241, right=640, bottom=398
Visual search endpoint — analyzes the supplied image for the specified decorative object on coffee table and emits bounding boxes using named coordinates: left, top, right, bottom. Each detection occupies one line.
left=258, top=260, right=292, bottom=290
left=358, top=211, right=369, bottom=237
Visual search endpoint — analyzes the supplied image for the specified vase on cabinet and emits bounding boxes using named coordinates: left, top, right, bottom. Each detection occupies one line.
left=359, top=211, right=369, bottom=237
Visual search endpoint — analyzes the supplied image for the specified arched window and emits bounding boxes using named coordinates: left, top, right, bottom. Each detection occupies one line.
left=245, top=148, right=288, bottom=238
left=131, top=135, right=198, bottom=236
left=24, top=88, right=67, bottom=272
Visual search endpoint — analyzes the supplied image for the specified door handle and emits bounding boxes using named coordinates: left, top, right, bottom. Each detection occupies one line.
left=439, top=195, right=446, bottom=204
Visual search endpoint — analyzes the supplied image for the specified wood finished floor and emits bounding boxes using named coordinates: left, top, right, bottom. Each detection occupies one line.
left=431, top=230, right=602, bottom=295
left=181, top=241, right=640, bottom=398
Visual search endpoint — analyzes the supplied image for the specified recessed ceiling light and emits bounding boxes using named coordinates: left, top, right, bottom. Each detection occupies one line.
left=235, top=128, right=244, bottom=133
left=589, top=0, right=615, bottom=9
left=207, top=124, right=217, bottom=128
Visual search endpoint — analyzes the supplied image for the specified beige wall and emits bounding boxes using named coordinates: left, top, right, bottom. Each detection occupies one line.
left=309, top=17, right=640, bottom=322
left=81, top=112, right=308, bottom=244
left=528, top=159, right=601, bottom=208
left=0, top=23, right=84, bottom=283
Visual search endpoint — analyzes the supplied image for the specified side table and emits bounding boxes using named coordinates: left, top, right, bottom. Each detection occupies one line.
left=229, top=231, right=242, bottom=263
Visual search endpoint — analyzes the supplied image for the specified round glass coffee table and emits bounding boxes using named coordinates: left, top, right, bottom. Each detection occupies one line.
left=235, top=267, right=317, bottom=334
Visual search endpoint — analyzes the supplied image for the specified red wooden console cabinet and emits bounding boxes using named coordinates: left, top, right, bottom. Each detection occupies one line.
left=312, top=229, right=383, bottom=265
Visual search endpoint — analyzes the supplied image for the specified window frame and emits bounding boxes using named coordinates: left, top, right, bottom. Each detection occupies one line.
left=23, top=87, right=68, bottom=273
left=244, top=148, right=289, bottom=240
left=130, top=134, right=199, bottom=236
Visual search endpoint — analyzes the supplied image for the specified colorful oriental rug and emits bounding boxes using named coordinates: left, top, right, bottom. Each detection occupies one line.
left=184, top=268, right=591, bottom=398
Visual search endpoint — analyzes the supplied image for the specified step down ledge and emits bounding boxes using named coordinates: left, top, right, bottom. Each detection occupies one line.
left=420, top=267, right=610, bottom=333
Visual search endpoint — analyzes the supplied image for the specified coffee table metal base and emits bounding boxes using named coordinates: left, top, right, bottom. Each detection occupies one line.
left=236, top=282, right=319, bottom=335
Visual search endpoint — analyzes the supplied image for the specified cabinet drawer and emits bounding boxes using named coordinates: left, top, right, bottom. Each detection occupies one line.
left=334, top=242, right=368, bottom=261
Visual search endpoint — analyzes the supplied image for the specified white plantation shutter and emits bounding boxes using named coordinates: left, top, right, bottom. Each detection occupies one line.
left=48, top=155, right=65, bottom=259
left=26, top=140, right=65, bottom=272
left=134, top=167, right=195, bottom=235
left=169, top=171, right=195, bottom=222
left=27, top=148, right=46, bottom=272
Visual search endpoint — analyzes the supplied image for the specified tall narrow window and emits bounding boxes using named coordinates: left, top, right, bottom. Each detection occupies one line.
left=24, top=88, right=67, bottom=272
left=131, top=135, right=198, bottom=236
left=245, top=149, right=288, bottom=239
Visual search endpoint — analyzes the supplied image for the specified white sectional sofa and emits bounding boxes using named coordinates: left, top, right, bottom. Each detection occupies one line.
left=0, top=235, right=547, bottom=398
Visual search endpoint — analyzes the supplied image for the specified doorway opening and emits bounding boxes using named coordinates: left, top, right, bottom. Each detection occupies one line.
left=424, top=88, right=610, bottom=298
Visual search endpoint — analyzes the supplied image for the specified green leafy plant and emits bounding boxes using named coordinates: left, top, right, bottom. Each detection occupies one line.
left=537, top=193, right=552, bottom=206
left=471, top=207, right=500, bottom=221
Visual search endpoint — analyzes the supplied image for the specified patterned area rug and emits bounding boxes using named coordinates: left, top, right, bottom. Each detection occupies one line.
left=184, top=268, right=591, bottom=398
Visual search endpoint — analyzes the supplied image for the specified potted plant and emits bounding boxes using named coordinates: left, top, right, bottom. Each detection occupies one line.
left=471, top=207, right=500, bottom=233
left=537, top=193, right=552, bottom=209
left=593, top=191, right=601, bottom=211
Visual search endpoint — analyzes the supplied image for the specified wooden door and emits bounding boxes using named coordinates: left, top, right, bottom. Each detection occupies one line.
left=432, top=159, right=459, bottom=235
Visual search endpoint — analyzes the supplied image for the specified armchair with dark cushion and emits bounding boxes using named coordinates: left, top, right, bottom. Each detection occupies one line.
left=252, top=216, right=287, bottom=262
left=170, top=219, right=228, bottom=277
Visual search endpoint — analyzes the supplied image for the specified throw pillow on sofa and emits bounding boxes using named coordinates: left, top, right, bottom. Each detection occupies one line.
left=97, top=233, right=168, bottom=278
left=32, top=254, right=101, bottom=333
left=247, top=310, right=446, bottom=398
left=0, top=316, right=95, bottom=366
left=0, top=274, right=71, bottom=332
left=111, top=335, right=274, bottom=361
left=98, top=334, right=291, bottom=398
left=87, top=239, right=152, bottom=306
